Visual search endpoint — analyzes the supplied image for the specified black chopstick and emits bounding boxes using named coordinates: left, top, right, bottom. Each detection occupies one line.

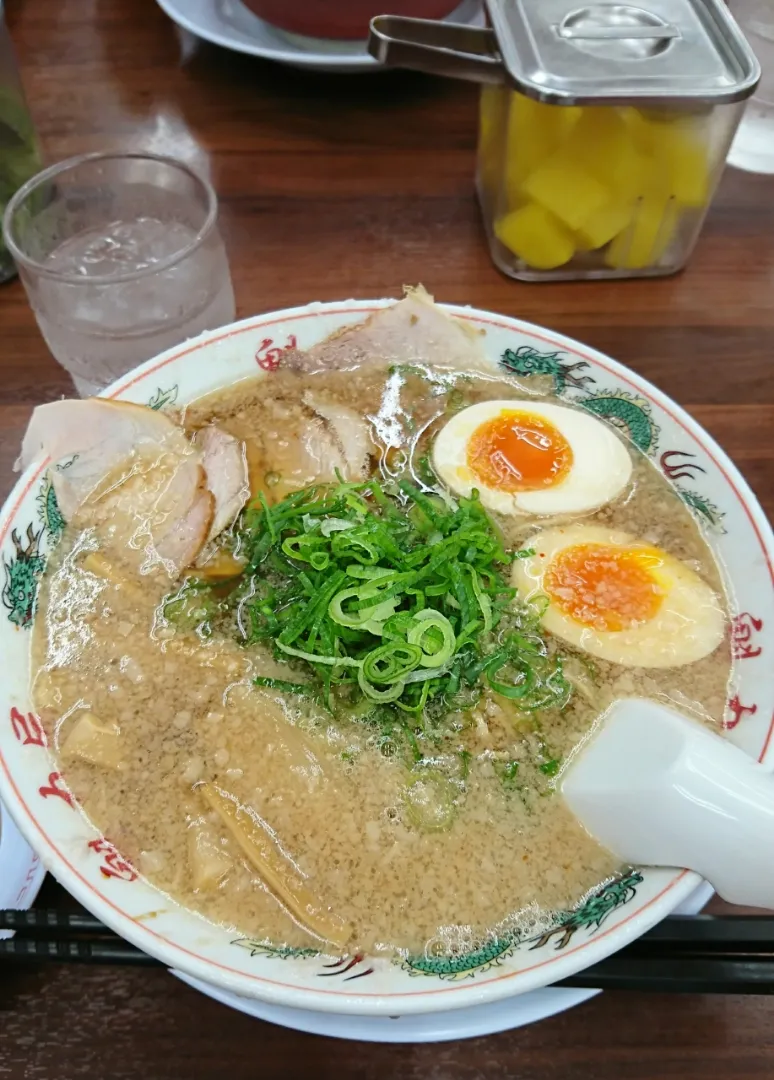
left=623, top=913, right=774, bottom=952
left=0, top=908, right=108, bottom=935
left=5, top=910, right=774, bottom=992
left=0, top=935, right=155, bottom=965
left=558, top=954, right=774, bottom=995
left=0, top=908, right=153, bottom=965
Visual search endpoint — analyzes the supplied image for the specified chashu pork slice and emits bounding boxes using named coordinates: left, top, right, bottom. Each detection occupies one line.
left=262, top=415, right=349, bottom=502
left=193, top=425, right=250, bottom=544
left=18, top=398, right=213, bottom=574
left=18, top=399, right=191, bottom=520
left=302, top=391, right=371, bottom=478
left=155, top=475, right=215, bottom=570
left=284, top=286, right=490, bottom=377
left=255, top=399, right=372, bottom=504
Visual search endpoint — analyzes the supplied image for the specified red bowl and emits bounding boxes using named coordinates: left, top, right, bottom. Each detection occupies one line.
left=243, top=1, right=460, bottom=41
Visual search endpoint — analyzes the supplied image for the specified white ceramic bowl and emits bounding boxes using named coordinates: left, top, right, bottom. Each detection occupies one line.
left=1, top=300, right=772, bottom=1015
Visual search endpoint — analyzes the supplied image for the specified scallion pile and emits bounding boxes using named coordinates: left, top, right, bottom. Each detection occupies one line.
left=184, top=477, right=572, bottom=726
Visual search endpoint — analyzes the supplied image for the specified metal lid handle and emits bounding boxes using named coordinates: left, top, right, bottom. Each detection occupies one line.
left=558, top=24, right=681, bottom=41
left=368, top=15, right=506, bottom=85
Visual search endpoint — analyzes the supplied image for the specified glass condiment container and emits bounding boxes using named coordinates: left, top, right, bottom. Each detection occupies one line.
left=370, top=1, right=760, bottom=281
left=0, top=2, right=42, bottom=283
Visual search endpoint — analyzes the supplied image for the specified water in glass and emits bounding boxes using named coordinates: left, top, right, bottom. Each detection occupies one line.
left=36, top=217, right=235, bottom=396
left=3, top=153, right=236, bottom=396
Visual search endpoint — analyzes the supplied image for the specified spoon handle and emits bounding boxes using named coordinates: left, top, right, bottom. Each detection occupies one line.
left=562, top=698, right=774, bottom=908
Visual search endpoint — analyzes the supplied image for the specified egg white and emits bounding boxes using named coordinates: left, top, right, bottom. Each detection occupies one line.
left=432, top=400, right=632, bottom=516
left=512, top=524, right=726, bottom=668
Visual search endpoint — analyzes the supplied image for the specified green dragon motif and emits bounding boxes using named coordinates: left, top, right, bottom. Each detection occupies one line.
left=399, top=870, right=644, bottom=980
left=581, top=392, right=658, bottom=455
left=228, top=871, right=645, bottom=981
left=2, top=523, right=45, bottom=628
left=399, top=934, right=520, bottom=981
left=528, top=870, right=644, bottom=951
left=231, top=938, right=321, bottom=961
left=500, top=346, right=596, bottom=395
left=680, top=490, right=726, bottom=532
left=148, top=385, right=179, bottom=411
left=501, top=345, right=660, bottom=457
left=36, top=477, right=65, bottom=542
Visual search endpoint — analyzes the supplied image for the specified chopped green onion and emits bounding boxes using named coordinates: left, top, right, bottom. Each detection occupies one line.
left=362, top=642, right=423, bottom=684
left=494, top=759, right=520, bottom=789
left=468, top=568, right=493, bottom=632
left=329, top=587, right=398, bottom=629
left=276, top=642, right=362, bottom=667
left=195, top=475, right=572, bottom=747
left=321, top=517, right=357, bottom=537
left=407, top=609, right=456, bottom=668
left=357, top=668, right=406, bottom=702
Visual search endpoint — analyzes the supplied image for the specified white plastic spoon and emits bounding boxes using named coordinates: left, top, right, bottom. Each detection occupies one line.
left=562, top=697, right=774, bottom=909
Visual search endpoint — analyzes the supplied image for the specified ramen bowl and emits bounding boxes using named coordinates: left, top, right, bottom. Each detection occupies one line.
left=0, top=300, right=772, bottom=1015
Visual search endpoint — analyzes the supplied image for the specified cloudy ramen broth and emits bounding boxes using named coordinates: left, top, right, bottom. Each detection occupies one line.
left=31, top=339, right=731, bottom=958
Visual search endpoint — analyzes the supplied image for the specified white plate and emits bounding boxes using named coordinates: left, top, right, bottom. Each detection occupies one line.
left=0, top=799, right=46, bottom=932
left=173, top=884, right=714, bottom=1041
left=154, top=0, right=483, bottom=72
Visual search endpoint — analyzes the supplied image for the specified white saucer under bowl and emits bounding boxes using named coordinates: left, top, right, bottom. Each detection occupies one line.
left=173, top=883, right=714, bottom=1042
left=0, top=798, right=46, bottom=930
left=154, top=0, right=483, bottom=73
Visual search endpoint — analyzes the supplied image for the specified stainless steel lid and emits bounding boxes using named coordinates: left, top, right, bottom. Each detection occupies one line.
left=491, top=0, right=760, bottom=104
left=368, top=0, right=760, bottom=105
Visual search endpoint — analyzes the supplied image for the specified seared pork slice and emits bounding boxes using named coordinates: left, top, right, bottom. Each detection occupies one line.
left=19, top=398, right=213, bottom=574
left=18, top=398, right=188, bottom=471
left=18, top=399, right=191, bottom=520
left=259, top=402, right=380, bottom=501
left=155, top=486, right=215, bottom=570
left=193, top=426, right=250, bottom=543
left=285, top=286, right=489, bottom=376
left=264, top=416, right=348, bottom=501
left=151, top=456, right=205, bottom=537
left=302, top=391, right=371, bottom=478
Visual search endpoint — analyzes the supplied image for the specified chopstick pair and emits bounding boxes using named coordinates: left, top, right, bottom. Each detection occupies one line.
left=559, top=914, right=774, bottom=994
left=4, top=909, right=774, bottom=993
left=0, top=909, right=154, bottom=966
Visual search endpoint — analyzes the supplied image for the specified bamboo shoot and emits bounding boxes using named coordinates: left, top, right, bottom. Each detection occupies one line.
left=199, top=782, right=351, bottom=949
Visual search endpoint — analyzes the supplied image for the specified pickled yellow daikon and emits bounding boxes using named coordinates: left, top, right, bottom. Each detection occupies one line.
left=477, top=89, right=716, bottom=273
left=627, top=112, right=710, bottom=207
left=522, top=157, right=609, bottom=232
left=503, top=93, right=582, bottom=206
left=495, top=203, right=575, bottom=270
left=605, top=195, right=679, bottom=270
left=576, top=201, right=633, bottom=251
left=470, top=0, right=754, bottom=280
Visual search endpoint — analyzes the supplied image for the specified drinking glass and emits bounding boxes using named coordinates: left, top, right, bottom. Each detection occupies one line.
left=728, top=1, right=774, bottom=173
left=2, top=152, right=236, bottom=395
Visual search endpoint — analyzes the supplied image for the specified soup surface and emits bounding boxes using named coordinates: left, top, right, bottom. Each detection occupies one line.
left=31, top=301, right=731, bottom=957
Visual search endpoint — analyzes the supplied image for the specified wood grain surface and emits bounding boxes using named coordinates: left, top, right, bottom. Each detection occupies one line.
left=1, top=1, right=773, bottom=1077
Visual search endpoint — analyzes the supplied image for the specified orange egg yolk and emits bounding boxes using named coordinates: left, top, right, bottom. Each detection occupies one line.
left=466, top=410, right=573, bottom=493
left=544, top=543, right=665, bottom=633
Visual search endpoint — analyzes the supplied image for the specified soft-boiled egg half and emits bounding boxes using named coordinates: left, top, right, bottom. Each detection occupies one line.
left=432, top=400, right=632, bottom=516
left=512, top=524, right=726, bottom=668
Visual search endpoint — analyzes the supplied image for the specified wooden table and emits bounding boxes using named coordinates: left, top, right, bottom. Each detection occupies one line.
left=1, top=2, right=773, bottom=1076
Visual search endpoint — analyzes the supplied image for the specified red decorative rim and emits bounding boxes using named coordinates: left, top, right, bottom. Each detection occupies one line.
left=1, top=302, right=771, bottom=1004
